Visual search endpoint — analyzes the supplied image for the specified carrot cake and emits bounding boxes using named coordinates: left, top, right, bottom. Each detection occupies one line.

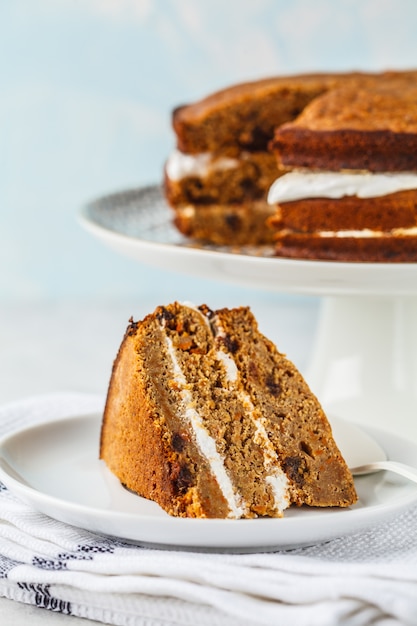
left=100, top=302, right=357, bottom=518
left=165, top=70, right=417, bottom=260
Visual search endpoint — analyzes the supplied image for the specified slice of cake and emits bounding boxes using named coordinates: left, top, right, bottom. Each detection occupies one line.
left=268, top=74, right=417, bottom=262
left=164, top=72, right=376, bottom=246
left=100, top=302, right=357, bottom=518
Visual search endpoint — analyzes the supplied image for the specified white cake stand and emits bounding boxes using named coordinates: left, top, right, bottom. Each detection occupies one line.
left=79, top=186, right=417, bottom=442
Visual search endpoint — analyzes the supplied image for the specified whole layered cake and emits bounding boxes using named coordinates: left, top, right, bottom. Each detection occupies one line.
left=165, top=70, right=417, bottom=261
left=164, top=72, right=373, bottom=246
left=100, top=302, right=357, bottom=518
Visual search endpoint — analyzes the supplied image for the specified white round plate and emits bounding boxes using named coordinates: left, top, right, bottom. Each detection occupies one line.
left=78, top=185, right=417, bottom=296
left=0, top=413, right=416, bottom=551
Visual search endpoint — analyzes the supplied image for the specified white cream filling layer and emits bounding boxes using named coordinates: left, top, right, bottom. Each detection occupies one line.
left=166, top=149, right=239, bottom=181
left=216, top=349, right=239, bottom=381
left=267, top=171, right=417, bottom=205
left=317, top=226, right=417, bottom=238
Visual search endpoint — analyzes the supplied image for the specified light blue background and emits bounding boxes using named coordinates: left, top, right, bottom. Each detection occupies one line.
left=2, top=0, right=417, bottom=302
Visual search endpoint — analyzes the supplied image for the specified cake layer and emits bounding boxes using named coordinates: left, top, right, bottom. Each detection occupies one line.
left=159, top=303, right=286, bottom=518
left=271, top=78, right=417, bottom=172
left=173, top=72, right=377, bottom=155
left=267, top=190, right=417, bottom=233
left=272, top=232, right=417, bottom=262
left=101, top=302, right=357, bottom=518
left=212, top=306, right=357, bottom=508
left=173, top=200, right=276, bottom=245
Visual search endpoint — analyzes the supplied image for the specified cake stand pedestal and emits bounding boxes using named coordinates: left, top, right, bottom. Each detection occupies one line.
left=79, top=185, right=417, bottom=443
left=306, top=295, right=417, bottom=441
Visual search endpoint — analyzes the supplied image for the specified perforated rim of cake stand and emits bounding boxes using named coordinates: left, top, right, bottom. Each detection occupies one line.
left=79, top=184, right=417, bottom=297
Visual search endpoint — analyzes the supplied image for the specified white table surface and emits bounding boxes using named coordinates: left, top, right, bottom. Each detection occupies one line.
left=0, top=295, right=319, bottom=625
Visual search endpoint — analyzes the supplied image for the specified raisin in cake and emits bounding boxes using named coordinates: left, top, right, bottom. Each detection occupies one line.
left=100, top=302, right=357, bottom=518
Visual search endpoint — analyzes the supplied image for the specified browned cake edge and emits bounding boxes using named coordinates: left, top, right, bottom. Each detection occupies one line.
left=272, top=233, right=417, bottom=262
left=271, top=128, right=417, bottom=172
left=100, top=314, right=230, bottom=518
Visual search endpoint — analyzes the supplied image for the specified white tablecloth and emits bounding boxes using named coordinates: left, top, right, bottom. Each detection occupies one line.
left=0, top=392, right=417, bottom=626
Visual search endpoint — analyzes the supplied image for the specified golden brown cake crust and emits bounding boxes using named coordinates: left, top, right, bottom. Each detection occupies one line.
left=100, top=321, right=177, bottom=510
left=100, top=314, right=230, bottom=518
left=282, top=77, right=417, bottom=132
